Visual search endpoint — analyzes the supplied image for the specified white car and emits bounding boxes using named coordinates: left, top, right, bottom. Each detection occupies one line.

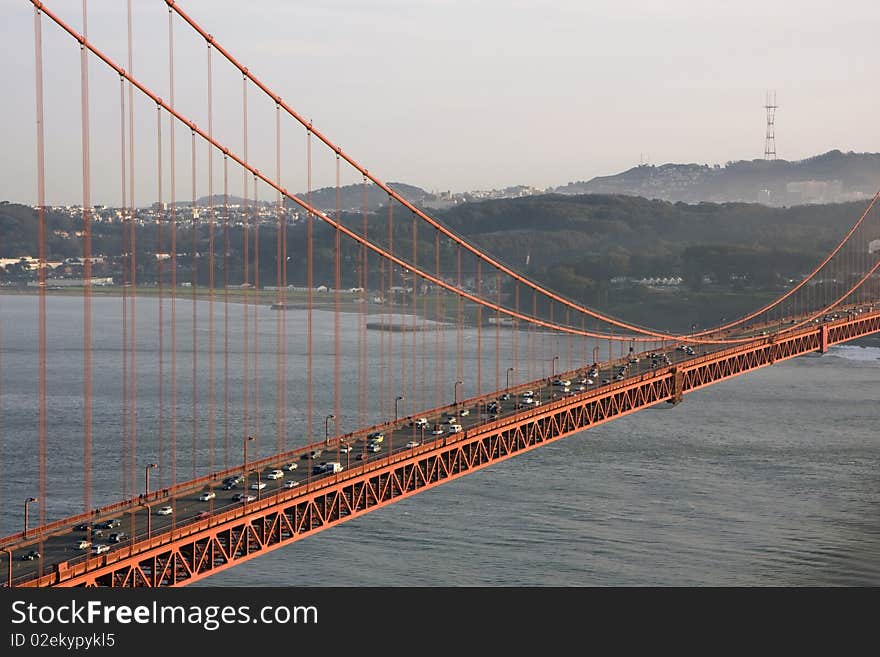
left=412, top=418, right=429, bottom=428
left=459, top=408, right=470, bottom=416
left=283, top=462, right=298, bottom=471
left=282, top=480, right=300, bottom=489
left=448, top=424, right=463, bottom=433
left=266, top=470, right=284, bottom=480
left=74, top=540, right=91, bottom=550
left=431, top=427, right=445, bottom=435
left=338, top=445, right=353, bottom=454
left=155, top=505, right=173, bottom=516
left=91, top=543, right=110, bottom=554
left=250, top=481, right=267, bottom=490
left=406, top=440, right=420, bottom=448
left=198, top=491, right=216, bottom=501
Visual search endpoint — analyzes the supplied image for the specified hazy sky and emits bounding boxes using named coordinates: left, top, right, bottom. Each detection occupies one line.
left=1, top=0, right=878, bottom=206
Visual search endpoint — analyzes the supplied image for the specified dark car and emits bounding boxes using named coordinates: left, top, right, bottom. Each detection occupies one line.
left=101, top=519, right=121, bottom=529
left=108, top=532, right=126, bottom=543
left=74, top=522, right=90, bottom=531
left=20, top=550, right=40, bottom=561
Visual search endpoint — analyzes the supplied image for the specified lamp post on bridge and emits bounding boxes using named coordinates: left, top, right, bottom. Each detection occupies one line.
left=140, top=501, right=152, bottom=541
left=394, top=396, right=405, bottom=425
left=324, top=414, right=336, bottom=447
left=4, top=547, right=13, bottom=588
left=24, top=497, right=37, bottom=540
left=144, top=463, right=158, bottom=499
left=243, top=435, right=255, bottom=491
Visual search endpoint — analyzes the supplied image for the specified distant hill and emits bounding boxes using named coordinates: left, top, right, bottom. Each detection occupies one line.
left=553, top=150, right=880, bottom=206
left=284, top=181, right=434, bottom=213
left=196, top=182, right=434, bottom=213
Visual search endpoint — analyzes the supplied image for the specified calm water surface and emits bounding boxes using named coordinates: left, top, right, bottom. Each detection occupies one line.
left=1, top=294, right=877, bottom=585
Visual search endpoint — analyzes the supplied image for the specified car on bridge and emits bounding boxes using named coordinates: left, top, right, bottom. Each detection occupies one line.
left=195, top=511, right=211, bottom=520
left=282, top=462, right=299, bottom=471
left=100, top=518, right=122, bottom=529
left=448, top=424, right=463, bottom=434
left=108, top=532, right=126, bottom=543
left=431, top=426, right=445, bottom=435
left=74, top=540, right=90, bottom=550
left=91, top=544, right=110, bottom=554
left=406, top=440, right=420, bottom=448
left=233, top=493, right=257, bottom=502
left=266, top=470, right=284, bottom=480
left=199, top=490, right=216, bottom=501
left=339, top=445, right=353, bottom=454
left=459, top=408, right=470, bottom=416
left=156, top=505, right=173, bottom=516
left=20, top=550, right=40, bottom=561
left=366, top=431, right=384, bottom=443
left=282, top=480, right=300, bottom=489
left=249, top=481, right=267, bottom=490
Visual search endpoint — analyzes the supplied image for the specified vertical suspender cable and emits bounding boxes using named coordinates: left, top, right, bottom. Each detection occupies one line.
left=207, top=43, right=215, bottom=474
left=156, top=105, right=164, bottom=486
left=513, top=282, right=519, bottom=383
left=306, top=125, right=314, bottom=442
left=281, top=123, right=289, bottom=452
left=34, top=5, right=48, bottom=529
left=476, top=260, right=482, bottom=399
left=191, top=129, right=198, bottom=479
left=168, top=5, right=178, bottom=486
left=80, top=0, right=93, bottom=526
left=434, top=231, right=442, bottom=410
left=388, top=198, right=395, bottom=421
left=275, top=103, right=284, bottom=454
left=223, top=156, right=230, bottom=469
left=456, top=245, right=463, bottom=394
left=253, top=174, right=260, bottom=448
left=120, top=75, right=130, bottom=500
left=127, top=0, right=137, bottom=498
left=242, top=74, right=250, bottom=453
left=359, top=176, right=368, bottom=429
left=334, top=155, right=341, bottom=433
left=495, top=270, right=501, bottom=394
left=411, top=215, right=419, bottom=413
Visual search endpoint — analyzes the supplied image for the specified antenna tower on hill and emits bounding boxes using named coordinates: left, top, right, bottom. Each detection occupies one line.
left=764, top=90, right=778, bottom=160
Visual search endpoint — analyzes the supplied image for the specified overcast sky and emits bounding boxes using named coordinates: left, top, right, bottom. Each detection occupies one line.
left=1, top=0, right=878, bottom=206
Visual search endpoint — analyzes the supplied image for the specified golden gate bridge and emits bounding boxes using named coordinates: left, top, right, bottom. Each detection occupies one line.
left=0, top=0, right=878, bottom=586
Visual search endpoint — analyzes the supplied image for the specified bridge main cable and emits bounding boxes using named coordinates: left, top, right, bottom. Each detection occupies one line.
left=34, top=0, right=873, bottom=346
left=161, top=0, right=728, bottom=344
left=165, top=0, right=880, bottom=344
left=30, top=0, right=674, bottom=343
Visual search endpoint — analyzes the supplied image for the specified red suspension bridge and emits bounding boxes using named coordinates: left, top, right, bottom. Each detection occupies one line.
left=0, top=1, right=878, bottom=587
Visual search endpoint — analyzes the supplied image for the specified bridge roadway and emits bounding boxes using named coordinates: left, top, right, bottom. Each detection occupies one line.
left=1, top=305, right=875, bottom=586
